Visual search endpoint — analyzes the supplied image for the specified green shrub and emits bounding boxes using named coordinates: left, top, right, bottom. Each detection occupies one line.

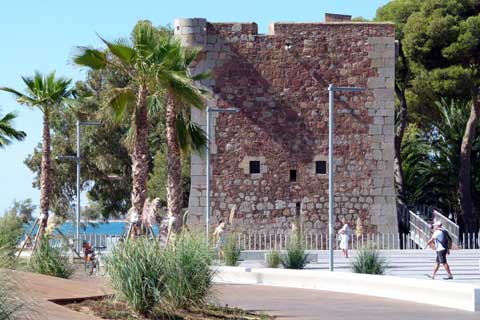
left=266, top=250, right=281, bottom=268
left=162, top=232, right=215, bottom=310
left=30, top=236, right=73, bottom=279
left=351, top=249, right=387, bottom=275
left=0, top=214, right=23, bottom=257
left=281, top=237, right=308, bottom=269
left=223, top=233, right=241, bottom=266
left=106, top=233, right=215, bottom=316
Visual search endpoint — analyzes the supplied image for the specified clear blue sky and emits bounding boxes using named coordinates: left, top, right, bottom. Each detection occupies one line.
left=0, top=0, right=390, bottom=216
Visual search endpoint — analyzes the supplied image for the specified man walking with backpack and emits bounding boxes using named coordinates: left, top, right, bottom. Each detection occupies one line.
left=426, top=221, right=453, bottom=280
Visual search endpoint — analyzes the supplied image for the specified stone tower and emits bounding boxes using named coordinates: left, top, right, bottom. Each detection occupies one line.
left=174, top=15, right=397, bottom=234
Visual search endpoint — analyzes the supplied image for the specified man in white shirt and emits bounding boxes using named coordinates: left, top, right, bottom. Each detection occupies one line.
left=425, top=221, right=453, bottom=280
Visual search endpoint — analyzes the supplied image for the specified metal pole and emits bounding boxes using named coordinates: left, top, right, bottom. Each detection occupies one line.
left=76, top=120, right=81, bottom=249
left=206, top=108, right=211, bottom=245
left=76, top=120, right=81, bottom=252
left=328, top=84, right=334, bottom=272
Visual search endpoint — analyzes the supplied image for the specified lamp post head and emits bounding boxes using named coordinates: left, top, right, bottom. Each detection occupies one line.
left=55, top=155, right=77, bottom=161
left=79, top=121, right=101, bottom=127
left=207, top=107, right=240, bottom=113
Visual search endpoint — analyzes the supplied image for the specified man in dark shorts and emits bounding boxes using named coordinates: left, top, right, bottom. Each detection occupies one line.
left=425, top=221, right=453, bottom=280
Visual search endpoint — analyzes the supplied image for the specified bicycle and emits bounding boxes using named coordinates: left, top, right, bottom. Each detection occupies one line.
left=84, top=245, right=106, bottom=276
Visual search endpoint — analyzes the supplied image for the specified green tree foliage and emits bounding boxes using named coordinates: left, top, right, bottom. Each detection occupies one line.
left=403, top=0, right=480, bottom=231
left=147, top=148, right=191, bottom=208
left=374, top=0, right=422, bottom=201
left=402, top=99, right=480, bottom=216
left=0, top=213, right=23, bottom=256
left=74, top=21, right=207, bottom=225
left=0, top=110, right=26, bottom=148
left=23, top=65, right=164, bottom=218
left=1, top=72, right=73, bottom=237
left=4, top=199, right=36, bottom=223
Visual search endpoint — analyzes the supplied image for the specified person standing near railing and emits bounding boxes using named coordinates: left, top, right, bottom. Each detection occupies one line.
left=425, top=221, right=453, bottom=280
left=338, top=218, right=351, bottom=258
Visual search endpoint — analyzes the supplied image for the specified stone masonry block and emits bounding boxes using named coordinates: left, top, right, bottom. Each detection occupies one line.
left=367, top=77, right=386, bottom=89
left=377, top=67, right=395, bottom=78
left=368, top=36, right=395, bottom=45
left=182, top=26, right=199, bottom=34
left=373, top=88, right=394, bottom=100
left=369, top=124, right=383, bottom=135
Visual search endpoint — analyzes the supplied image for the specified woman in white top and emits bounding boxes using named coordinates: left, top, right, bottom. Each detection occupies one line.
left=338, top=218, right=351, bottom=258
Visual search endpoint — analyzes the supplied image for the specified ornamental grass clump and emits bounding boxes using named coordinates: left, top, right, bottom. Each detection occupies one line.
left=281, top=237, right=308, bottom=269
left=106, top=238, right=166, bottom=315
left=162, top=232, right=215, bottom=311
left=30, top=236, right=73, bottom=279
left=266, top=250, right=281, bottom=268
left=106, top=233, right=215, bottom=317
left=223, top=233, right=241, bottom=266
left=351, top=248, right=387, bottom=275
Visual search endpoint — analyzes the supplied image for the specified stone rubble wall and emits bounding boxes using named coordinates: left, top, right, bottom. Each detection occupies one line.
left=174, top=18, right=397, bottom=234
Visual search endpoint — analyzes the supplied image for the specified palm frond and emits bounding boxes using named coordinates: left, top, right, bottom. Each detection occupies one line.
left=0, top=111, right=26, bottom=148
left=107, top=88, right=136, bottom=123
left=147, top=94, right=163, bottom=115
left=192, top=72, right=211, bottom=81
left=73, top=47, right=108, bottom=70
left=98, top=35, right=136, bottom=65
left=176, top=112, right=207, bottom=155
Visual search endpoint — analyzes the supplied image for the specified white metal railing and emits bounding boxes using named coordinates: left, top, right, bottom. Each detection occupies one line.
left=233, top=231, right=480, bottom=251
left=71, top=233, right=121, bottom=252
left=433, top=209, right=460, bottom=245
left=409, top=210, right=432, bottom=248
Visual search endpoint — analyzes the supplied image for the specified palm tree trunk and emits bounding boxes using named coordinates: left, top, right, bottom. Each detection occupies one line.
left=38, top=111, right=51, bottom=235
left=131, top=85, right=149, bottom=219
left=459, top=96, right=480, bottom=235
left=166, top=93, right=183, bottom=234
left=394, top=83, right=407, bottom=204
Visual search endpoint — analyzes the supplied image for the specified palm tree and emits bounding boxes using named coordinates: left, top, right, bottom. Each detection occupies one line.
left=402, top=99, right=480, bottom=221
left=0, top=111, right=26, bottom=148
left=74, top=21, right=207, bottom=231
left=161, top=40, right=208, bottom=233
left=0, top=72, right=73, bottom=238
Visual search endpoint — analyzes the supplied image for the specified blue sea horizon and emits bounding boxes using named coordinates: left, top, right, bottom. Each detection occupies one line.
left=26, top=221, right=159, bottom=236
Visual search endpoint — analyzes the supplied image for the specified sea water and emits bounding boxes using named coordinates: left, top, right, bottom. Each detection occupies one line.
left=26, top=221, right=159, bottom=237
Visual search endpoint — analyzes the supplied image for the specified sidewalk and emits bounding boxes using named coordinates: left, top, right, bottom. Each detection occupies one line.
left=14, top=271, right=111, bottom=320
left=215, top=283, right=479, bottom=320
left=15, top=270, right=480, bottom=319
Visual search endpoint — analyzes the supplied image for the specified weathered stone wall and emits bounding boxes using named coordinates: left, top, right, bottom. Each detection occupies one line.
left=174, top=18, right=397, bottom=234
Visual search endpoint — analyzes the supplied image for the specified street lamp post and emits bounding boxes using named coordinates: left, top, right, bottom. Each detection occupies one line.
left=56, top=120, right=100, bottom=250
left=328, top=84, right=365, bottom=272
left=206, top=107, right=239, bottom=244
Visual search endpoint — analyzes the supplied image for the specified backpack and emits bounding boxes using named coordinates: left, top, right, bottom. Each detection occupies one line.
left=440, top=229, right=453, bottom=250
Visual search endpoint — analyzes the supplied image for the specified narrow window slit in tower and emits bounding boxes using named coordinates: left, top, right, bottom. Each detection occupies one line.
left=249, top=161, right=260, bottom=174
left=316, top=161, right=327, bottom=175
left=290, top=169, right=297, bottom=182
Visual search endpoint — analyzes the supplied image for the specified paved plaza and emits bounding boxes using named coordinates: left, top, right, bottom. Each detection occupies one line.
left=215, top=284, right=479, bottom=320
left=16, top=264, right=480, bottom=320
left=239, top=249, right=480, bottom=285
